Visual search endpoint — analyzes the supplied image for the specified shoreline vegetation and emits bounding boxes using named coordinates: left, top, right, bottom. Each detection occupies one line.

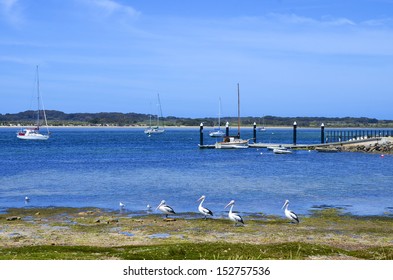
left=1, top=110, right=393, bottom=128
left=1, top=207, right=392, bottom=260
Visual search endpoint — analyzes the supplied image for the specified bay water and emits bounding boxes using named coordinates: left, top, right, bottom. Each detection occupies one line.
left=1, top=127, right=392, bottom=217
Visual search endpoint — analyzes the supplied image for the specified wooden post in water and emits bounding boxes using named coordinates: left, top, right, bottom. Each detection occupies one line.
left=321, top=123, right=325, bottom=144
left=253, top=122, right=257, bottom=143
left=225, top=122, right=229, bottom=137
left=293, top=121, right=297, bottom=146
left=199, top=123, right=203, bottom=146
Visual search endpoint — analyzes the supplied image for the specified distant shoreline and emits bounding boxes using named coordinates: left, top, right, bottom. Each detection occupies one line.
left=2, top=125, right=392, bottom=130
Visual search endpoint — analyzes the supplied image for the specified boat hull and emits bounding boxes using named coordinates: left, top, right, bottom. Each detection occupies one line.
left=144, top=128, right=165, bottom=134
left=273, top=148, right=292, bottom=154
left=17, top=134, right=49, bottom=140
left=209, top=130, right=225, bottom=137
left=215, top=138, right=249, bottom=149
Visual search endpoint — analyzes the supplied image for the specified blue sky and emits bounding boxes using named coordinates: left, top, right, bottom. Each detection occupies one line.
left=1, top=0, right=393, bottom=119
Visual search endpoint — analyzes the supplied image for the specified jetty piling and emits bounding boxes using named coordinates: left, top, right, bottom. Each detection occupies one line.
left=253, top=122, right=257, bottom=143
left=293, top=121, right=297, bottom=146
left=321, top=123, right=325, bottom=144
left=199, top=123, right=203, bottom=146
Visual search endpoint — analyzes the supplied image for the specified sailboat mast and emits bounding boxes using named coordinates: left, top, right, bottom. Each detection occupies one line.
left=157, top=93, right=164, bottom=128
left=237, top=83, right=240, bottom=138
left=36, top=65, right=49, bottom=134
left=36, top=66, right=40, bottom=128
left=218, top=97, right=221, bottom=129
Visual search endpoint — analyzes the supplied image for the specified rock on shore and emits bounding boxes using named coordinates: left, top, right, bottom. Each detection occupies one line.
left=342, top=137, right=393, bottom=154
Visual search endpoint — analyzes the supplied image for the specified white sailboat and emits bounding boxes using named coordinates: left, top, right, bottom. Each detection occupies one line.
left=209, top=97, right=225, bottom=137
left=17, top=66, right=50, bottom=141
left=215, top=83, right=249, bottom=149
left=258, top=116, right=267, bottom=132
left=144, top=93, right=165, bottom=135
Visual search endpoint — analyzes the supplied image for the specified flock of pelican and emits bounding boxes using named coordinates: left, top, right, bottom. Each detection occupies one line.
left=122, top=195, right=300, bottom=226
left=25, top=195, right=298, bottom=225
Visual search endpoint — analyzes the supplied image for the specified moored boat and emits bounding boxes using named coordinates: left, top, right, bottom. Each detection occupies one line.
left=144, top=93, right=165, bottom=135
left=17, top=66, right=50, bottom=141
left=215, top=83, right=249, bottom=149
left=273, top=148, right=292, bottom=154
left=209, top=97, right=225, bottom=138
left=209, top=128, right=225, bottom=138
left=215, top=137, right=249, bottom=149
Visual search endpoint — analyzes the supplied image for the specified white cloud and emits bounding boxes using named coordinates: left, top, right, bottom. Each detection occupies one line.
left=267, top=13, right=355, bottom=27
left=82, top=0, right=140, bottom=19
left=1, top=0, right=17, bottom=10
left=0, top=0, right=24, bottom=26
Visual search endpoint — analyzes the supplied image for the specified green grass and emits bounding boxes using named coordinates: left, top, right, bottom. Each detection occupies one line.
left=2, top=207, right=393, bottom=260
left=1, top=242, right=392, bottom=260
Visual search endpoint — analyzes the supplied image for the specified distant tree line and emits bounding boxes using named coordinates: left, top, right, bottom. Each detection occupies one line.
left=1, top=110, right=392, bottom=127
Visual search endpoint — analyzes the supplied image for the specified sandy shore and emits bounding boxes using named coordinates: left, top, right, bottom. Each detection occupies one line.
left=1, top=207, right=392, bottom=260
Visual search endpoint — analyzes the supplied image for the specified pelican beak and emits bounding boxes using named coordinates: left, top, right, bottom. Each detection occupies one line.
left=224, top=201, right=232, bottom=209
left=156, top=202, right=162, bottom=210
left=197, top=196, right=203, bottom=202
left=281, top=201, right=288, bottom=209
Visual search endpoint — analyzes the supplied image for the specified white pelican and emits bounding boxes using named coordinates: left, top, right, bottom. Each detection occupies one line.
left=224, top=200, right=244, bottom=226
left=25, top=196, right=30, bottom=202
left=282, top=199, right=299, bottom=224
left=119, top=202, right=126, bottom=210
left=156, top=200, right=176, bottom=218
left=197, top=195, right=213, bottom=219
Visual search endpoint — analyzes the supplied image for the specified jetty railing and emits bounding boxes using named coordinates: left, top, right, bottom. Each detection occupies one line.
left=325, top=129, right=393, bottom=143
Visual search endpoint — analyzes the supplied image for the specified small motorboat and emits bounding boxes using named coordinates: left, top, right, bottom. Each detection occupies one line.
left=273, top=147, right=292, bottom=154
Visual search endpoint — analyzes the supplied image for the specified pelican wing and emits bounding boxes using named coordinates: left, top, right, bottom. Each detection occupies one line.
left=201, top=206, right=213, bottom=216
left=237, top=214, right=244, bottom=224
left=162, top=205, right=176, bottom=214
left=289, top=210, right=299, bottom=223
left=232, top=213, right=244, bottom=224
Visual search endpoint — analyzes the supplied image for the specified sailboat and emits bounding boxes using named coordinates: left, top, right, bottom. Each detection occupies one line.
left=17, top=66, right=50, bottom=140
left=144, top=93, right=165, bottom=135
left=258, top=116, right=267, bottom=132
left=209, top=97, right=225, bottom=137
left=215, top=84, right=249, bottom=149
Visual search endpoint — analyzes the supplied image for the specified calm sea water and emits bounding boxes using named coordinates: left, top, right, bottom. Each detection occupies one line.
left=1, top=127, right=392, bottom=217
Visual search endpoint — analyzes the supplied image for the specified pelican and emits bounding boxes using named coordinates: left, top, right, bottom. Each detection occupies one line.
left=25, top=196, right=30, bottom=202
left=197, top=195, right=213, bottom=219
left=156, top=200, right=176, bottom=218
left=119, top=202, right=126, bottom=210
left=224, top=200, right=244, bottom=226
left=146, top=204, right=152, bottom=211
left=282, top=199, right=299, bottom=224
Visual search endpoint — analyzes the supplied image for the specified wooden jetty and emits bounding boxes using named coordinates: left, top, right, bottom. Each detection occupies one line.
left=199, top=121, right=393, bottom=150
left=249, top=137, right=384, bottom=150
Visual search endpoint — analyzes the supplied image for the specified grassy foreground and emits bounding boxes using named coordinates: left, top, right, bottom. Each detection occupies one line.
left=1, top=207, right=392, bottom=260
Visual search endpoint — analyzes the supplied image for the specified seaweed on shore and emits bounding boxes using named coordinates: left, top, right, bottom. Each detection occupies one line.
left=1, top=207, right=393, bottom=260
